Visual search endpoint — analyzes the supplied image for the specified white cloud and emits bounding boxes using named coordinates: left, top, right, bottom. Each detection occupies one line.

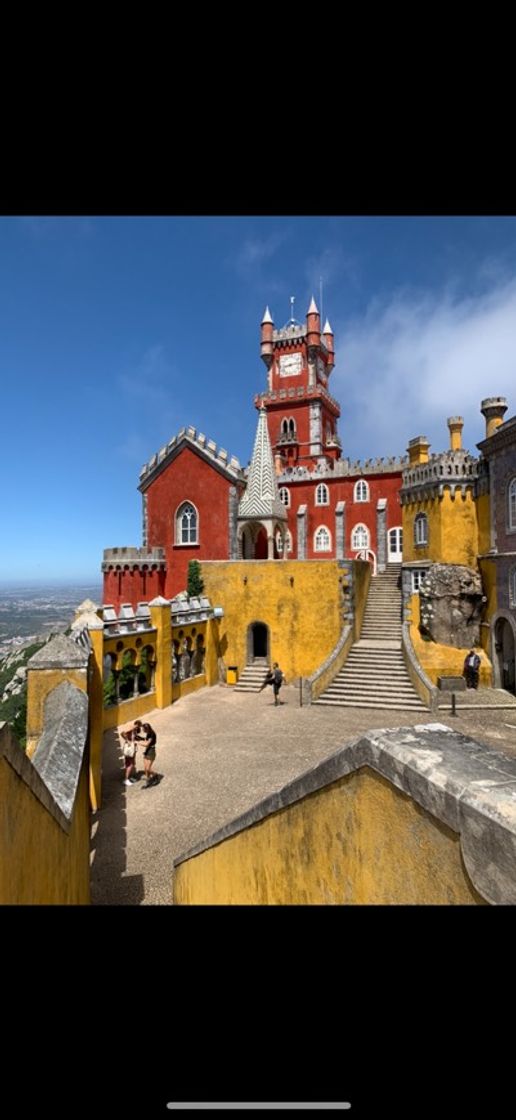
left=332, top=279, right=516, bottom=461
left=234, top=231, right=289, bottom=274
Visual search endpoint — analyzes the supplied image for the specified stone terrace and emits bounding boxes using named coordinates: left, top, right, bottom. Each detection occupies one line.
left=90, top=684, right=516, bottom=905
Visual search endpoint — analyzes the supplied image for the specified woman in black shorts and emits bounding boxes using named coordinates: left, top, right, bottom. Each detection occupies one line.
left=141, top=722, right=157, bottom=788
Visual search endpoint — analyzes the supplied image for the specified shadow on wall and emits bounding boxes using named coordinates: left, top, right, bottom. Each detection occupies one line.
left=90, top=728, right=145, bottom=906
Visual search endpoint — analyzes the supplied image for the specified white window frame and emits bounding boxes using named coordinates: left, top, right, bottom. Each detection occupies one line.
left=314, top=525, right=332, bottom=552
left=414, top=513, right=428, bottom=546
left=276, top=529, right=293, bottom=554
left=411, top=568, right=428, bottom=593
left=510, top=565, right=516, bottom=608
left=509, top=477, right=516, bottom=531
left=351, top=523, right=370, bottom=550
left=279, top=487, right=290, bottom=507
left=175, top=501, right=199, bottom=545
left=354, top=479, right=369, bottom=503
left=315, top=483, right=329, bottom=506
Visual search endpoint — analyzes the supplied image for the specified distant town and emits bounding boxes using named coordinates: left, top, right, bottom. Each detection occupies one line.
left=0, top=583, right=102, bottom=655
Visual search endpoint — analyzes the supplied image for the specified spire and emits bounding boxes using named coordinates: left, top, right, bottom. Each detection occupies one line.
left=238, top=408, right=287, bottom=521
left=261, top=305, right=273, bottom=324
left=322, top=318, right=333, bottom=335
left=307, top=295, right=319, bottom=314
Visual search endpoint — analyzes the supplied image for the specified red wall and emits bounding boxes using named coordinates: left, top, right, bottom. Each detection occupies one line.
left=145, top=446, right=243, bottom=599
left=282, top=473, right=402, bottom=559
left=102, top=565, right=165, bottom=611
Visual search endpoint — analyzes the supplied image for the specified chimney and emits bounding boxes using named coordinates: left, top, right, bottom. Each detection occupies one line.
left=407, top=436, right=431, bottom=466
left=447, top=416, right=464, bottom=451
left=480, top=397, right=508, bottom=438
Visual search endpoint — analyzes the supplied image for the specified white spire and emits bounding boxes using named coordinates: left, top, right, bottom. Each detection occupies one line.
left=307, top=295, right=319, bottom=314
left=322, top=318, right=333, bottom=334
left=238, top=408, right=287, bottom=521
left=261, top=305, right=273, bottom=324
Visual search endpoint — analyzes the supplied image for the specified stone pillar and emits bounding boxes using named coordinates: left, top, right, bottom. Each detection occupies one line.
left=149, top=596, right=172, bottom=709
left=142, top=492, right=148, bottom=547
left=377, top=499, right=387, bottom=573
left=309, top=401, right=322, bottom=456
left=72, top=609, right=104, bottom=813
left=335, top=501, right=346, bottom=560
left=297, top=504, right=307, bottom=559
left=267, top=533, right=275, bottom=559
left=228, top=485, right=239, bottom=560
left=26, top=635, right=89, bottom=759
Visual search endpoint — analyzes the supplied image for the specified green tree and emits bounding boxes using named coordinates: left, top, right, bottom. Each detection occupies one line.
left=187, top=560, right=204, bottom=597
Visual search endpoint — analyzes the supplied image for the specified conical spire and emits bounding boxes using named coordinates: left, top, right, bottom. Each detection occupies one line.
left=238, top=408, right=287, bottom=521
left=261, top=305, right=273, bottom=324
left=307, top=295, right=319, bottom=314
left=322, top=318, right=333, bottom=335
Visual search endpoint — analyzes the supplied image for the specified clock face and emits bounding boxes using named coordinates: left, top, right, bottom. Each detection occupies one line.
left=279, top=352, right=302, bottom=377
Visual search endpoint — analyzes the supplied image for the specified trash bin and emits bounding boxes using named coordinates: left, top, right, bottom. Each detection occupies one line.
left=226, top=666, right=238, bottom=685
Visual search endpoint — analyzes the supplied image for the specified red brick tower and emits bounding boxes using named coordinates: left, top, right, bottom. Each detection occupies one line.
left=256, top=297, right=341, bottom=472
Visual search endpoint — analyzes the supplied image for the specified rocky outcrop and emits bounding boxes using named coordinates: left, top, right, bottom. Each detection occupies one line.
left=419, top=564, right=486, bottom=648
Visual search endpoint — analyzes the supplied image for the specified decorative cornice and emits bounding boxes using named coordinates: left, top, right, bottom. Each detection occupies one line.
left=138, top=428, right=245, bottom=492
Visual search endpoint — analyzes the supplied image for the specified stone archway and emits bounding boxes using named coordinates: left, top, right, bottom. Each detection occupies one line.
left=493, top=613, right=516, bottom=694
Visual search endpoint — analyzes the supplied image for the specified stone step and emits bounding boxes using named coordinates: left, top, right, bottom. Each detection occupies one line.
left=314, top=698, right=426, bottom=710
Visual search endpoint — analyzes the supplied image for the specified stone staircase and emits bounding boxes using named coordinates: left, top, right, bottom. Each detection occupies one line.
left=315, top=564, right=427, bottom=711
left=233, top=658, right=269, bottom=693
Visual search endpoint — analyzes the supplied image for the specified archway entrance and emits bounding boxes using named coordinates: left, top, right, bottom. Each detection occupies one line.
left=248, top=621, right=269, bottom=663
left=494, top=617, right=516, bottom=694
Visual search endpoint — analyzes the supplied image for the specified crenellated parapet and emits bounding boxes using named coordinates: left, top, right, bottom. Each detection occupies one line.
left=102, top=546, right=167, bottom=572
left=255, top=383, right=340, bottom=414
left=138, top=427, right=244, bottom=490
left=400, top=449, right=479, bottom=504
left=278, top=454, right=406, bottom=482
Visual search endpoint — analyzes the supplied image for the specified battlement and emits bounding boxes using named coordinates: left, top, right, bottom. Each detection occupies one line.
left=101, top=602, right=156, bottom=635
left=278, top=454, right=406, bottom=482
left=272, top=324, right=307, bottom=343
left=401, top=448, right=479, bottom=495
left=139, top=427, right=244, bottom=488
left=102, top=546, right=166, bottom=570
left=255, top=383, right=340, bottom=414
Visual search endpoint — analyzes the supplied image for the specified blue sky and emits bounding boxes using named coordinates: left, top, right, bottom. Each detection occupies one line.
left=2, top=215, right=516, bottom=581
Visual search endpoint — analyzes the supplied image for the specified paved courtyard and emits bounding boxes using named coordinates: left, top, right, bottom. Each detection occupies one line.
left=90, top=683, right=516, bottom=905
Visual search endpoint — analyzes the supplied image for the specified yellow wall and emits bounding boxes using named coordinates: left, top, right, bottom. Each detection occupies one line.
left=403, top=489, right=478, bottom=567
left=174, top=766, right=486, bottom=905
left=0, top=729, right=90, bottom=905
left=103, top=691, right=157, bottom=730
left=200, top=560, right=343, bottom=679
left=88, top=627, right=104, bottom=811
left=26, top=668, right=87, bottom=757
left=408, top=594, right=492, bottom=686
left=172, top=673, right=206, bottom=702
left=352, top=560, right=371, bottom=640
left=477, top=492, right=491, bottom=556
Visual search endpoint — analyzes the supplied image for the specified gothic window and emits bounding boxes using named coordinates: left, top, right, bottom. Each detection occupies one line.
left=414, top=513, right=428, bottom=546
left=281, top=418, right=289, bottom=437
left=314, top=525, right=332, bottom=552
left=176, top=502, right=198, bottom=545
left=315, top=483, right=329, bottom=506
left=508, top=565, right=516, bottom=606
left=279, top=487, right=290, bottom=507
left=509, top=478, right=516, bottom=531
left=276, top=529, right=293, bottom=553
left=354, top=479, right=369, bottom=503
left=351, top=523, right=370, bottom=550
left=288, top=417, right=296, bottom=438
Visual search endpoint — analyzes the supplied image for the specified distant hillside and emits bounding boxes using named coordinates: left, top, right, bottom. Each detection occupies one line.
left=0, top=634, right=52, bottom=748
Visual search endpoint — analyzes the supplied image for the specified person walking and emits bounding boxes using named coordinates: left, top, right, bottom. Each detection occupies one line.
left=463, top=649, right=481, bottom=690
left=259, top=662, right=286, bottom=706
left=140, top=722, right=158, bottom=788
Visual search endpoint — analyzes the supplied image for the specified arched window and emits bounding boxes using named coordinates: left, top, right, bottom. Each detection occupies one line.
left=276, top=529, right=293, bottom=553
left=351, top=524, right=370, bottom=550
left=288, top=417, right=296, bottom=438
left=176, top=502, right=198, bottom=544
left=315, top=483, right=329, bottom=506
left=314, top=525, right=332, bottom=552
left=281, top=418, right=289, bottom=437
left=279, top=487, right=290, bottom=507
left=510, top=566, right=516, bottom=608
left=354, top=479, right=369, bottom=502
left=414, top=513, right=428, bottom=546
left=509, top=478, right=516, bottom=530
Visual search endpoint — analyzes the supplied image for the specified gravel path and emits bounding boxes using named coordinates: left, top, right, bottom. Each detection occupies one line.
left=90, top=684, right=516, bottom=905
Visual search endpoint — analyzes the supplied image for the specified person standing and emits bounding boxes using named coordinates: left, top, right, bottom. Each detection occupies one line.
left=463, top=649, right=481, bottom=689
left=259, top=662, right=286, bottom=706
left=141, top=722, right=158, bottom=787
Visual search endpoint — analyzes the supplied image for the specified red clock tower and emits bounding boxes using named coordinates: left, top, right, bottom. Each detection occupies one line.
left=256, top=297, right=341, bottom=472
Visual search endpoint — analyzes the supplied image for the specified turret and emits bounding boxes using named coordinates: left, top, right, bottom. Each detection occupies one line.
left=322, top=318, right=334, bottom=373
left=480, top=396, right=508, bottom=439
left=306, top=295, right=321, bottom=348
left=260, top=306, right=274, bottom=368
left=407, top=436, right=431, bottom=466
left=447, top=416, right=464, bottom=451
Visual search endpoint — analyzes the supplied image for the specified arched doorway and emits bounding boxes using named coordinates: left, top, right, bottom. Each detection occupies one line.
left=494, top=616, right=516, bottom=694
left=247, top=621, right=269, bottom=663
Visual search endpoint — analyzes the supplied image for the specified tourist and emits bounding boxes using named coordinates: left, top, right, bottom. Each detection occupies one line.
left=120, top=719, right=143, bottom=785
left=259, top=662, right=286, bottom=706
left=463, top=649, right=481, bottom=690
left=141, top=722, right=158, bottom=787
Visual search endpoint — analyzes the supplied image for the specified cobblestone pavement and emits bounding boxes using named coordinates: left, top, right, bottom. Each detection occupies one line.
left=90, top=684, right=516, bottom=905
